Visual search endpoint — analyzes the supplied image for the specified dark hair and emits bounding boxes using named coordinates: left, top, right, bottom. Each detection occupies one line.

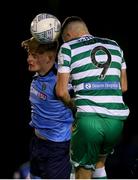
left=61, top=16, right=84, bottom=33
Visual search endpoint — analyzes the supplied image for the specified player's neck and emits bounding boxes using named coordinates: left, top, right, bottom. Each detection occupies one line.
left=38, top=61, right=55, bottom=76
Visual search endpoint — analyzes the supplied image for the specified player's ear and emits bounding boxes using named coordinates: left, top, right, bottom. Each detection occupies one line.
left=62, top=32, right=71, bottom=42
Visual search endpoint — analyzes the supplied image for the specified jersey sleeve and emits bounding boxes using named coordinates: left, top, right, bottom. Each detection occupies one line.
left=57, top=43, right=71, bottom=73
left=113, top=40, right=127, bottom=70
left=120, top=48, right=127, bottom=69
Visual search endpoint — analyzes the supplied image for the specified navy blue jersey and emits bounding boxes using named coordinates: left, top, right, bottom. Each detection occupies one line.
left=29, top=64, right=74, bottom=142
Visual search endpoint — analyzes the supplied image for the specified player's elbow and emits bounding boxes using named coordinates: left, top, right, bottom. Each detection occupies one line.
left=56, top=90, right=65, bottom=99
left=121, top=81, right=128, bottom=93
left=56, top=86, right=66, bottom=99
left=121, top=82, right=128, bottom=93
left=122, top=85, right=128, bottom=93
left=121, top=69, right=128, bottom=93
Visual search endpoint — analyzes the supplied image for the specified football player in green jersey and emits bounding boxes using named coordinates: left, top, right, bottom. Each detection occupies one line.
left=56, top=16, right=129, bottom=179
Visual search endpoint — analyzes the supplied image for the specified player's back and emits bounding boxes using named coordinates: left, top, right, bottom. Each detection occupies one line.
left=67, top=35, right=122, bottom=84
left=63, top=34, right=129, bottom=120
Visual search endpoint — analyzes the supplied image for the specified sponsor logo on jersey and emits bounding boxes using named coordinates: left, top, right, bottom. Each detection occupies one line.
left=84, top=81, right=119, bottom=90
left=30, top=86, right=47, bottom=100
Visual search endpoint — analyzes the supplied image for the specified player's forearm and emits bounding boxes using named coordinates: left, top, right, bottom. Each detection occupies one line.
left=56, top=89, right=76, bottom=110
left=65, top=96, right=76, bottom=111
left=121, top=69, right=128, bottom=93
left=63, top=96, right=76, bottom=114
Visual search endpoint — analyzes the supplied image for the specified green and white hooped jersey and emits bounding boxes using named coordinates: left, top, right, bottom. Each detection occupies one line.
left=58, top=35, right=130, bottom=120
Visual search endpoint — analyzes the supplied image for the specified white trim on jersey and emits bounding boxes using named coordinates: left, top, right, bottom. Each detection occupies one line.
left=121, top=62, right=127, bottom=69
left=58, top=66, right=70, bottom=73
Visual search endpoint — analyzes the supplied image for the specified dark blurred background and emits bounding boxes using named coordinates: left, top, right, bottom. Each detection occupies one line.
left=1, top=0, right=137, bottom=178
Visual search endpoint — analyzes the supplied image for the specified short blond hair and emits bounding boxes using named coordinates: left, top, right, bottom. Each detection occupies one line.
left=21, top=37, right=58, bottom=54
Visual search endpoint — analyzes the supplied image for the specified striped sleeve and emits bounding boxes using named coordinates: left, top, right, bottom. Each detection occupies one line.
left=120, top=48, right=127, bottom=69
left=58, top=43, right=71, bottom=73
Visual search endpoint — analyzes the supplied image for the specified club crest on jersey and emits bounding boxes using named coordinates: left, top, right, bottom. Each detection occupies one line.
left=42, top=83, right=46, bottom=91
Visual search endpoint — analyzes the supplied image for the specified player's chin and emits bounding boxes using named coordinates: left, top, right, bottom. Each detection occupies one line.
left=28, top=66, right=37, bottom=72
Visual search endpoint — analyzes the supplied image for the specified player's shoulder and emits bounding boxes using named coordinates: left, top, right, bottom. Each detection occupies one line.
left=60, top=41, right=72, bottom=52
left=94, top=36, right=119, bottom=46
left=61, top=37, right=80, bottom=47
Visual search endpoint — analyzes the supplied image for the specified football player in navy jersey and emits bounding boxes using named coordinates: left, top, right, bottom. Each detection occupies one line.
left=21, top=37, right=74, bottom=179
